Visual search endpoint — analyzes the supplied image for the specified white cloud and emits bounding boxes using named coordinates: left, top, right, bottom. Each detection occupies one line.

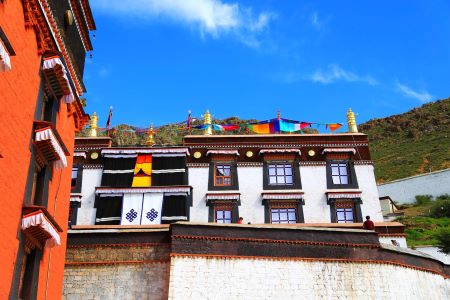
left=93, top=0, right=275, bottom=47
left=395, top=82, right=433, bottom=103
left=309, top=65, right=378, bottom=85
left=311, top=11, right=321, bottom=30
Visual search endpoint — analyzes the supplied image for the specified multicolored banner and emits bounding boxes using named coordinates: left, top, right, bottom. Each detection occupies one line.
left=100, top=113, right=344, bottom=135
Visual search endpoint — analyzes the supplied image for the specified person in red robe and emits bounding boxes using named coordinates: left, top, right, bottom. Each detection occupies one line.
left=363, top=216, right=375, bottom=230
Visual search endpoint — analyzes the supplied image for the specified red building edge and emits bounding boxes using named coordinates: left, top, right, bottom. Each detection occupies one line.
left=0, top=1, right=94, bottom=299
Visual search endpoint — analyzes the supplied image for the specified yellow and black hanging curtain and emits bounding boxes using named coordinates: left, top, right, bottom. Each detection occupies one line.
left=132, top=154, right=152, bottom=187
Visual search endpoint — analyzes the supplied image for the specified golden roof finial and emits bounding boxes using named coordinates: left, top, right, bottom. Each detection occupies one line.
left=145, top=124, right=155, bottom=146
left=347, top=108, right=358, bottom=133
left=203, top=109, right=213, bottom=135
left=88, top=112, right=98, bottom=137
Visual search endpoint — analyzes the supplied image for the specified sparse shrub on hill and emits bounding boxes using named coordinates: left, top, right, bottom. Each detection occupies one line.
left=415, top=195, right=433, bottom=206
left=434, top=228, right=450, bottom=254
left=429, top=195, right=450, bottom=218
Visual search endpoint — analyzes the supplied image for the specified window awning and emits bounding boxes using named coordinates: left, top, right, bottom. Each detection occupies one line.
left=259, top=149, right=301, bottom=155
left=322, top=148, right=356, bottom=155
left=96, top=186, right=191, bottom=195
left=35, top=127, right=68, bottom=169
left=73, top=151, right=87, bottom=159
left=21, top=206, right=63, bottom=249
left=261, top=192, right=304, bottom=200
left=42, top=56, right=74, bottom=103
left=206, top=150, right=240, bottom=156
left=101, top=148, right=190, bottom=156
left=206, top=193, right=241, bottom=200
left=0, top=42, right=11, bottom=72
left=326, top=190, right=362, bottom=202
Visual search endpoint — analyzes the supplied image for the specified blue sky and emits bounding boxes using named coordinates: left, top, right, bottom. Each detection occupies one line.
left=83, top=0, right=450, bottom=130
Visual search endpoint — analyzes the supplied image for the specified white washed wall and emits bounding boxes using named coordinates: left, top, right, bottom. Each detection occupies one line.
left=300, top=166, right=330, bottom=223
left=355, top=165, right=383, bottom=221
left=236, top=167, right=264, bottom=224
left=76, top=168, right=102, bottom=225
left=188, top=164, right=383, bottom=224
left=189, top=167, right=210, bottom=222
left=378, top=168, right=450, bottom=204
left=169, top=257, right=450, bottom=300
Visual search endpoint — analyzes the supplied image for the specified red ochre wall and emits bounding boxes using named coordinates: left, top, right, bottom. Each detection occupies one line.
left=0, top=2, right=77, bottom=299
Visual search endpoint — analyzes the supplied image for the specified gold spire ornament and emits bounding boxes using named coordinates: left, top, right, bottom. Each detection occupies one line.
left=88, top=112, right=98, bottom=137
left=347, top=108, right=358, bottom=133
left=145, top=124, right=155, bottom=146
left=203, top=110, right=213, bottom=135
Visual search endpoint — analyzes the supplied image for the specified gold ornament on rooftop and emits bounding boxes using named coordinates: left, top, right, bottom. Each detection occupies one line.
left=145, top=124, right=155, bottom=146
left=347, top=108, right=358, bottom=133
left=88, top=112, right=98, bottom=137
left=203, top=109, right=212, bottom=135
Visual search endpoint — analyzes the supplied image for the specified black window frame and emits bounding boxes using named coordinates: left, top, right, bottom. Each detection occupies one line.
left=262, top=199, right=305, bottom=223
left=326, top=159, right=358, bottom=189
left=207, top=199, right=240, bottom=223
left=328, top=198, right=363, bottom=223
left=208, top=161, right=239, bottom=191
left=71, top=164, right=83, bottom=193
left=263, top=160, right=301, bottom=190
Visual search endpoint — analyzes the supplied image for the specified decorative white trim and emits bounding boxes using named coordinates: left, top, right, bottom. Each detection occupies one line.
left=299, top=161, right=326, bottom=166
left=70, top=193, right=82, bottom=202
left=35, top=128, right=67, bottom=169
left=101, top=148, right=190, bottom=155
left=354, top=160, right=373, bottom=165
left=102, top=169, right=134, bottom=174
left=42, top=57, right=74, bottom=103
left=67, top=0, right=89, bottom=51
left=74, top=152, right=87, bottom=158
left=22, top=212, right=60, bottom=248
left=83, top=164, right=103, bottom=169
left=261, top=192, right=304, bottom=200
left=99, top=193, right=123, bottom=198
left=192, top=143, right=368, bottom=148
left=164, top=192, right=188, bottom=196
left=103, top=154, right=137, bottom=158
left=0, top=41, right=11, bottom=72
left=206, top=150, right=240, bottom=156
left=96, top=187, right=191, bottom=195
left=322, top=148, right=356, bottom=155
left=38, top=0, right=83, bottom=96
left=326, top=190, right=362, bottom=199
left=152, top=154, right=189, bottom=157
left=161, top=216, right=188, bottom=221
left=259, top=149, right=301, bottom=155
left=206, top=193, right=240, bottom=200
left=186, top=163, right=209, bottom=168
left=237, top=162, right=263, bottom=167
left=95, top=217, right=121, bottom=223
left=152, top=169, right=185, bottom=174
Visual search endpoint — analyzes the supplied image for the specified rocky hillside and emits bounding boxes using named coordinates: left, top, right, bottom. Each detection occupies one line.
left=359, top=98, right=450, bottom=183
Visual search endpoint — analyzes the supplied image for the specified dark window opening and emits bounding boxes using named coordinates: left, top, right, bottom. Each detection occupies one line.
left=268, top=163, right=294, bottom=186
left=215, top=208, right=232, bottom=223
left=215, top=163, right=232, bottom=186
left=19, top=249, right=37, bottom=299
left=271, top=207, right=297, bottom=224
left=31, top=167, right=46, bottom=206
left=331, top=162, right=350, bottom=185
left=71, top=167, right=78, bottom=187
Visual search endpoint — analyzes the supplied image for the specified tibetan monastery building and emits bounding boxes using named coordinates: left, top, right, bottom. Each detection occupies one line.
left=63, top=112, right=450, bottom=299
left=0, top=1, right=95, bottom=299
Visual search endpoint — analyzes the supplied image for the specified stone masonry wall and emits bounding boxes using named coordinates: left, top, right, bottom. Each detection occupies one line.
left=63, top=244, right=170, bottom=300
left=169, top=256, right=450, bottom=299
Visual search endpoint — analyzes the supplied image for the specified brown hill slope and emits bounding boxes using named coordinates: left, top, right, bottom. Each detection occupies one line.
left=359, top=98, right=450, bottom=183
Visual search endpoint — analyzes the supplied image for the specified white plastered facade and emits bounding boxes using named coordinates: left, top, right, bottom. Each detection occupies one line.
left=188, top=163, right=383, bottom=224
left=75, top=168, right=103, bottom=225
